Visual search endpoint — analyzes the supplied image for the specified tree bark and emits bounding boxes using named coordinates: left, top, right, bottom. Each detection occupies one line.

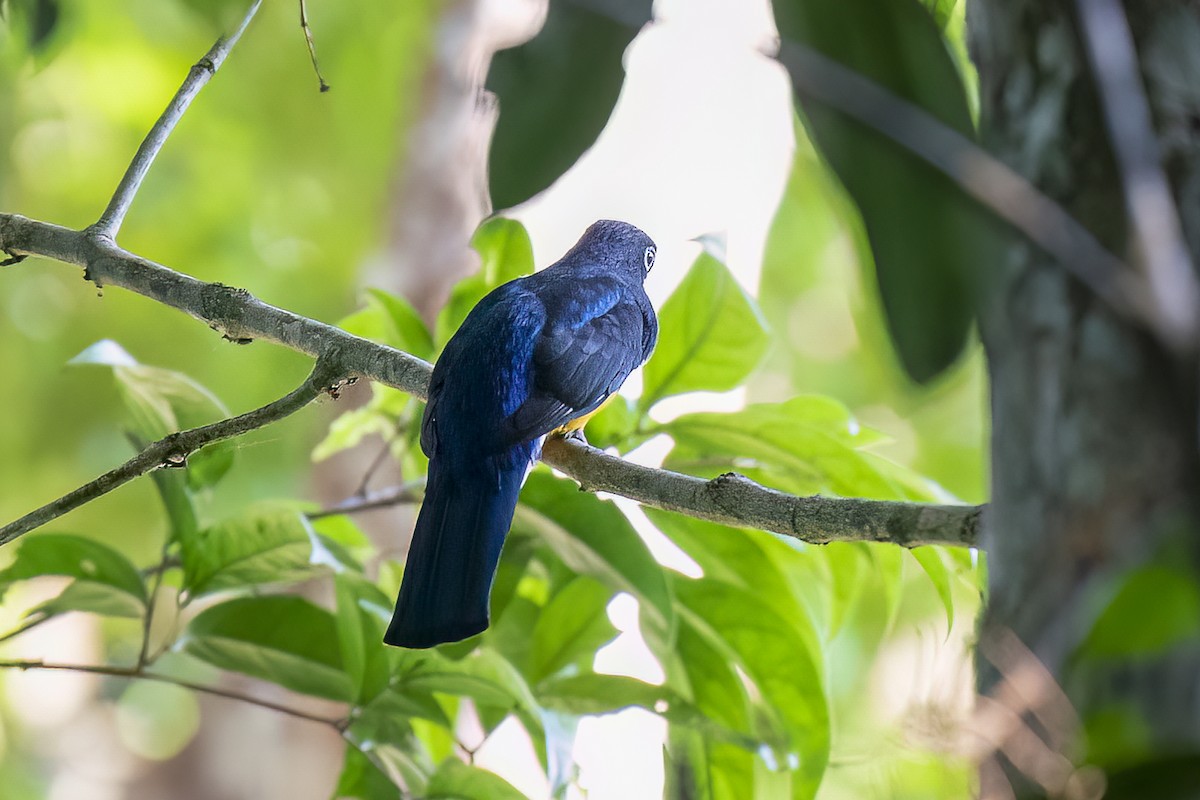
left=971, top=0, right=1200, bottom=792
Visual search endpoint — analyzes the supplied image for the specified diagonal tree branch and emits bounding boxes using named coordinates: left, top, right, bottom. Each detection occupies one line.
left=1072, top=0, right=1200, bottom=352
left=92, top=0, right=264, bottom=238
left=0, top=355, right=345, bottom=547
left=776, top=40, right=1171, bottom=348
left=0, top=215, right=982, bottom=548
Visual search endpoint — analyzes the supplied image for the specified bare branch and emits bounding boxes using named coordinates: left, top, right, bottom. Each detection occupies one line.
left=0, top=357, right=344, bottom=547
left=0, top=659, right=345, bottom=728
left=541, top=437, right=980, bottom=547
left=1073, top=0, right=1200, bottom=352
left=307, top=479, right=426, bottom=520
left=777, top=40, right=1166, bottom=342
left=0, top=215, right=981, bottom=548
left=92, top=0, right=264, bottom=238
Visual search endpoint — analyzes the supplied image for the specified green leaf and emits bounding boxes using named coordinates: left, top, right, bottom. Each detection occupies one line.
left=181, top=507, right=316, bottom=597
left=647, top=510, right=824, bottom=657
left=400, top=649, right=540, bottom=718
left=910, top=546, right=955, bottom=631
left=32, top=578, right=144, bottom=619
left=0, top=533, right=146, bottom=615
left=344, top=717, right=435, bottom=796
left=335, top=572, right=396, bottom=704
left=182, top=595, right=353, bottom=701
left=334, top=745, right=404, bottom=800
left=538, top=673, right=667, bottom=716
left=436, top=218, right=535, bottom=346
left=641, top=252, right=770, bottom=410
left=426, top=758, right=526, bottom=800
left=674, top=577, right=830, bottom=796
left=514, top=470, right=674, bottom=649
left=530, top=576, right=618, bottom=683
left=339, top=289, right=434, bottom=361
left=868, top=543, right=906, bottom=636
left=70, top=340, right=234, bottom=491
left=313, top=385, right=411, bottom=463
left=663, top=396, right=909, bottom=499
left=773, top=0, right=989, bottom=381
left=485, top=2, right=651, bottom=209
left=1084, top=567, right=1200, bottom=658
left=4, top=0, right=60, bottom=52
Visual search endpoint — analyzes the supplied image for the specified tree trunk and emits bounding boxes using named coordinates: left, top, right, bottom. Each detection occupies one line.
left=970, top=0, right=1200, bottom=795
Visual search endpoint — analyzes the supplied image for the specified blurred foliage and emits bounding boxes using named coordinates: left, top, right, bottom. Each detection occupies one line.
left=486, top=0, right=652, bottom=210
left=0, top=0, right=1000, bottom=798
left=774, top=0, right=993, bottom=383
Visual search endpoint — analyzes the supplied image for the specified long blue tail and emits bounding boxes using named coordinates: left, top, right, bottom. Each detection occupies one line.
left=383, top=456, right=525, bottom=648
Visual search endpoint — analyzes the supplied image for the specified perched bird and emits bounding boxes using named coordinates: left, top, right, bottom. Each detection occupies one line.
left=384, top=220, right=659, bottom=648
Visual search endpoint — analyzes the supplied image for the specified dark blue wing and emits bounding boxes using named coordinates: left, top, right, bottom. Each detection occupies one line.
left=503, top=282, right=646, bottom=442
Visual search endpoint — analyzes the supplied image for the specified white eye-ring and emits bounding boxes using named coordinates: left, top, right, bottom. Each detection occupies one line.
left=643, top=246, right=656, bottom=273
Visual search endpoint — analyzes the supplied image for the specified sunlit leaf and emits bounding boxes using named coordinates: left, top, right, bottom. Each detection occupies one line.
left=70, top=339, right=234, bottom=491
left=910, top=546, right=955, bottom=631
left=641, top=252, right=769, bottom=410
left=335, top=572, right=396, bottom=704
left=335, top=744, right=405, bottom=800
left=400, top=649, right=540, bottom=718
left=486, top=1, right=651, bottom=209
left=436, top=218, right=535, bottom=346
left=312, top=385, right=411, bottom=463
left=530, top=576, right=617, bottom=683
left=0, top=533, right=146, bottom=617
left=515, top=470, right=674, bottom=648
left=339, top=289, right=435, bottom=361
left=647, top=510, right=824, bottom=657
left=538, top=673, right=667, bottom=716
left=663, top=397, right=907, bottom=499
left=426, top=758, right=526, bottom=800
left=674, top=577, right=830, bottom=796
left=181, top=507, right=315, bottom=597
left=345, top=717, right=435, bottom=796
left=182, top=595, right=352, bottom=701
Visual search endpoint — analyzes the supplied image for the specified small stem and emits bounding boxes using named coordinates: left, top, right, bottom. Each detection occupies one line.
left=299, top=0, right=331, bottom=93
left=0, top=659, right=345, bottom=727
left=0, top=359, right=342, bottom=547
left=137, top=546, right=171, bottom=669
left=307, top=479, right=426, bottom=520
left=354, top=435, right=398, bottom=498
left=92, top=0, right=264, bottom=238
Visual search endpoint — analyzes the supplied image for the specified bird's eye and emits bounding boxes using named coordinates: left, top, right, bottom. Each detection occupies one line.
left=643, top=246, right=656, bottom=273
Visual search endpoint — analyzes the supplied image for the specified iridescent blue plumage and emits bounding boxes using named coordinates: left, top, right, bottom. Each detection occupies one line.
left=384, top=220, right=658, bottom=648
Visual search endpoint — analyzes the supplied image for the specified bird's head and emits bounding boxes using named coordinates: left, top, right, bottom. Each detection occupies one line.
left=573, top=219, right=657, bottom=283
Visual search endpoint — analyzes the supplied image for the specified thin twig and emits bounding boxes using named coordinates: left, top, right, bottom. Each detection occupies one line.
left=1073, top=0, right=1200, bottom=352
left=0, top=358, right=343, bottom=547
left=776, top=40, right=1160, bottom=336
left=299, top=0, right=331, bottom=93
left=137, top=546, right=171, bottom=669
left=354, top=435, right=399, bottom=498
left=0, top=659, right=346, bottom=727
left=307, top=479, right=426, bottom=520
left=0, top=214, right=982, bottom=548
left=92, top=0, right=264, bottom=238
